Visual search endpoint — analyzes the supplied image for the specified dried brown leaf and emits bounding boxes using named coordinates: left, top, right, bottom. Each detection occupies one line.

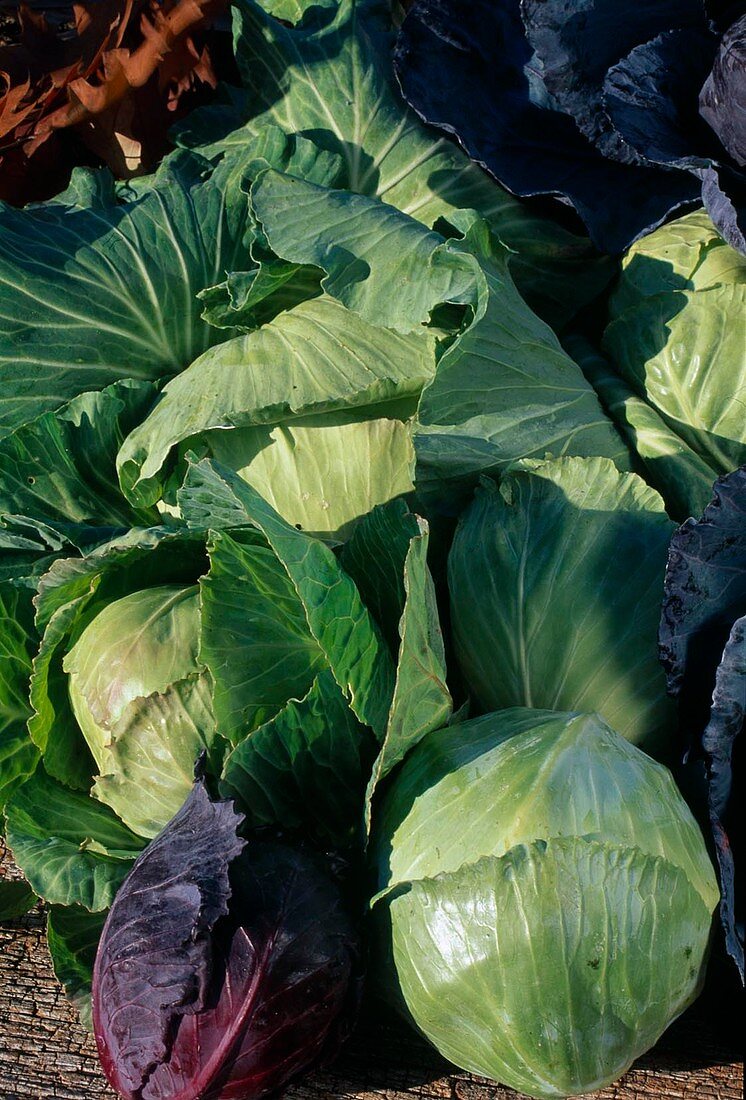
left=0, top=0, right=225, bottom=200
left=0, top=72, right=35, bottom=139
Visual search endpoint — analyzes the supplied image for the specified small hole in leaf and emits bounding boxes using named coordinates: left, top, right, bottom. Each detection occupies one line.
left=27, top=476, right=35, bottom=484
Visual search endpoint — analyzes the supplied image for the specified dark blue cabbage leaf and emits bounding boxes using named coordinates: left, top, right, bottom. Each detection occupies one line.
left=703, top=617, right=745, bottom=977
left=701, top=163, right=746, bottom=253
left=699, top=15, right=746, bottom=167
left=395, top=0, right=746, bottom=253
left=660, top=466, right=746, bottom=980
left=93, top=778, right=360, bottom=1099
left=520, top=0, right=708, bottom=159
left=603, top=30, right=720, bottom=170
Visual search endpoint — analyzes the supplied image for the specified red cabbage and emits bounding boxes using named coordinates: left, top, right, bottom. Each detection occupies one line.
left=92, top=779, right=359, bottom=1099
left=395, top=0, right=746, bottom=253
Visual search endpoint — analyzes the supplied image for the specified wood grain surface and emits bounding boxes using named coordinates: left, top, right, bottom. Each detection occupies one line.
left=1, top=852, right=743, bottom=1100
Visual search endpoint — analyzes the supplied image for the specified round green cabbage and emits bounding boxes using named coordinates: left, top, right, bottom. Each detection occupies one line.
left=370, top=709, right=719, bottom=1099
left=64, top=586, right=216, bottom=839
left=447, top=459, right=676, bottom=756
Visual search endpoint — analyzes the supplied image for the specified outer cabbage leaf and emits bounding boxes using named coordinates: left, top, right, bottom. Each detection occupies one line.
left=200, top=527, right=326, bottom=742
left=0, top=878, right=38, bottom=921
left=0, top=584, right=39, bottom=809
left=195, top=127, right=342, bottom=335
left=199, top=265, right=324, bottom=333
left=178, top=0, right=612, bottom=325
left=366, top=519, right=451, bottom=822
left=0, top=381, right=158, bottom=542
left=4, top=768, right=144, bottom=911
left=250, top=171, right=477, bottom=334
left=0, top=516, right=74, bottom=589
left=33, top=526, right=207, bottom=636
left=220, top=668, right=377, bottom=848
left=0, top=152, right=251, bottom=437
left=29, top=592, right=108, bottom=792
left=339, top=500, right=453, bottom=829
left=228, top=124, right=346, bottom=192
left=449, top=458, right=676, bottom=754
left=47, top=905, right=107, bottom=1029
left=179, top=459, right=396, bottom=738
left=45, top=167, right=118, bottom=211
left=339, top=499, right=421, bottom=654
left=414, top=215, right=629, bottom=512
left=254, top=0, right=340, bottom=21
left=0, top=381, right=160, bottom=592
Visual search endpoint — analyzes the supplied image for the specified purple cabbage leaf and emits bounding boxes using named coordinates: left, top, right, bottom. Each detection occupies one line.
left=659, top=465, right=746, bottom=980
left=395, top=0, right=746, bottom=253
left=92, top=777, right=360, bottom=1100
left=702, top=617, right=745, bottom=978
left=699, top=16, right=746, bottom=168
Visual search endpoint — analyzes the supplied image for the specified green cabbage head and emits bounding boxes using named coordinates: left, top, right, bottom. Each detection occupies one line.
left=370, top=709, right=719, bottom=1099
left=63, top=585, right=216, bottom=839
